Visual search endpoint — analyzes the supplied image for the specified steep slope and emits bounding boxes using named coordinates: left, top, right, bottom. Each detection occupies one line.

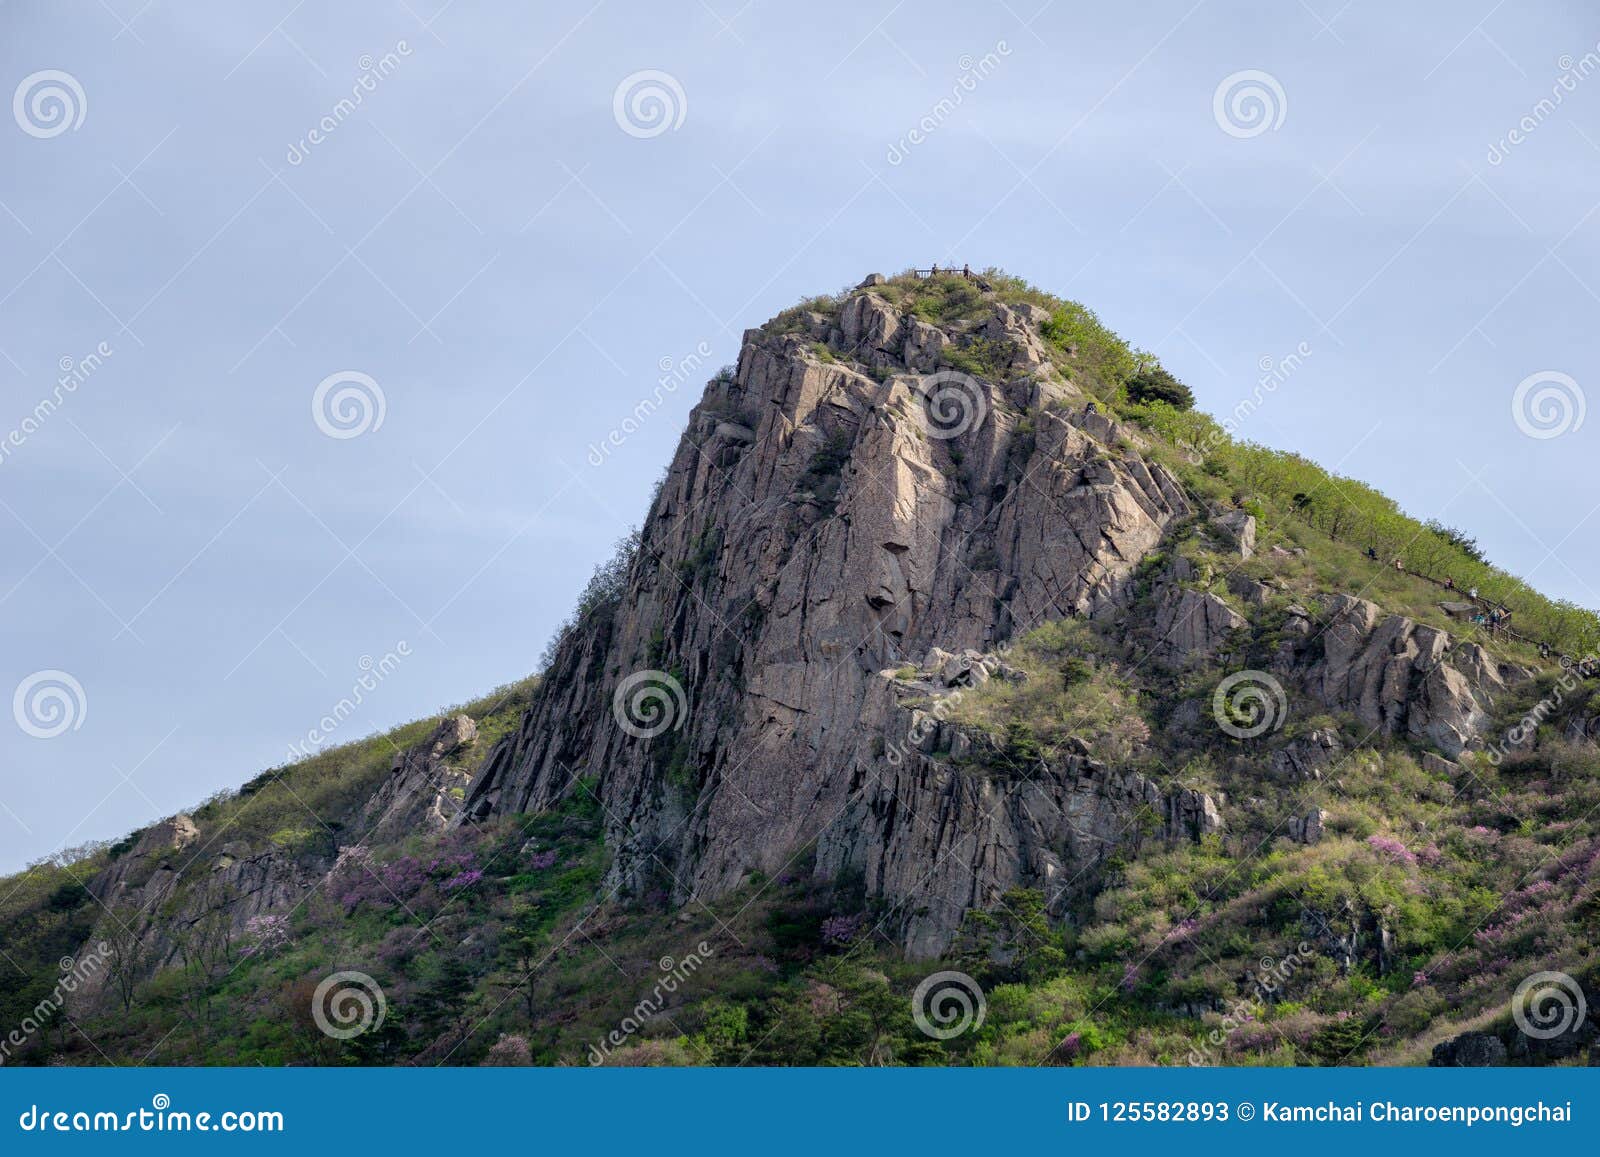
left=455, top=274, right=1536, bottom=958
left=462, top=284, right=1194, bottom=954
left=3, top=268, right=1598, bottom=1068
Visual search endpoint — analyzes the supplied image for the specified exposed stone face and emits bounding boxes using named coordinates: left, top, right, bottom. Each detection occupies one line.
left=360, top=714, right=478, bottom=841
left=451, top=285, right=1521, bottom=956
left=1286, top=807, right=1327, bottom=844
left=78, top=718, right=478, bottom=994
left=839, top=292, right=902, bottom=358
left=900, top=318, right=948, bottom=372
left=1299, top=594, right=1504, bottom=756
left=1430, top=1032, right=1508, bottom=1067
left=1211, top=509, right=1256, bottom=558
left=812, top=679, right=1223, bottom=958
left=460, top=289, right=1194, bottom=952
left=981, top=303, right=1052, bottom=371
left=1420, top=751, right=1459, bottom=776
left=1151, top=582, right=1247, bottom=665
left=1269, top=729, right=1343, bottom=782
left=51, top=277, right=1546, bottom=995
left=88, top=813, right=201, bottom=913
left=83, top=833, right=319, bottom=990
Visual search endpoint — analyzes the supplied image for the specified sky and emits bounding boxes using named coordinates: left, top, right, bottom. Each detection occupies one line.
left=1, top=1, right=1597, bottom=872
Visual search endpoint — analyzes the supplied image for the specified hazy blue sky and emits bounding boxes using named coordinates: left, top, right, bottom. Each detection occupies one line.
left=2, top=1, right=1596, bottom=870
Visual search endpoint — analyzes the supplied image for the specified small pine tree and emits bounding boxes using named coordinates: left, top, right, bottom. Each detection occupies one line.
left=1124, top=365, right=1194, bottom=410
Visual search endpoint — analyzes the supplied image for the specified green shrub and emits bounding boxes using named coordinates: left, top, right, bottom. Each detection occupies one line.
left=1124, top=365, right=1194, bottom=410
left=1038, top=302, right=1138, bottom=391
left=938, top=336, right=1015, bottom=379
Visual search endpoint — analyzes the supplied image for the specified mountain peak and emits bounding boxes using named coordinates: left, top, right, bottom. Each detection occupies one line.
left=7, top=269, right=1597, bottom=1067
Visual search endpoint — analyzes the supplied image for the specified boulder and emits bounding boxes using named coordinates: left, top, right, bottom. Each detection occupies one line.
left=1302, top=594, right=1503, bottom=757
left=981, top=303, right=1051, bottom=371
left=1420, top=751, right=1459, bottom=776
left=1212, top=509, right=1256, bottom=559
left=1226, top=572, right=1273, bottom=605
left=1270, top=729, right=1342, bottom=782
left=1430, top=1032, right=1508, bottom=1067
left=1286, top=807, right=1327, bottom=844
left=901, top=318, right=949, bottom=372
left=839, top=292, right=900, bottom=354
left=1152, top=584, right=1246, bottom=664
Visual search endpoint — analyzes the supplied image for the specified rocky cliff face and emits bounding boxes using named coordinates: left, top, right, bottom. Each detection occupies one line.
left=1291, top=593, right=1518, bottom=757
left=79, top=808, right=320, bottom=1001
left=73, top=278, right=1530, bottom=966
left=360, top=715, right=478, bottom=841
left=812, top=650, right=1224, bottom=957
left=457, top=282, right=1205, bottom=954
left=20, top=270, right=1591, bottom=1068
left=75, top=715, right=486, bottom=997
left=451, top=279, right=1534, bottom=956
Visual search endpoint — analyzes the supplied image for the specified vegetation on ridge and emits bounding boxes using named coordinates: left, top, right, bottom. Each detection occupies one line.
left=780, top=269, right=1597, bottom=656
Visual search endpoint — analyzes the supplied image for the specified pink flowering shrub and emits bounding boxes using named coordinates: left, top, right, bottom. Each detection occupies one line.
left=1366, top=835, right=1416, bottom=865
left=241, top=913, right=290, bottom=957
left=482, top=1033, right=533, bottom=1066
left=333, top=840, right=487, bottom=911
left=820, top=913, right=865, bottom=947
left=1163, top=917, right=1200, bottom=944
